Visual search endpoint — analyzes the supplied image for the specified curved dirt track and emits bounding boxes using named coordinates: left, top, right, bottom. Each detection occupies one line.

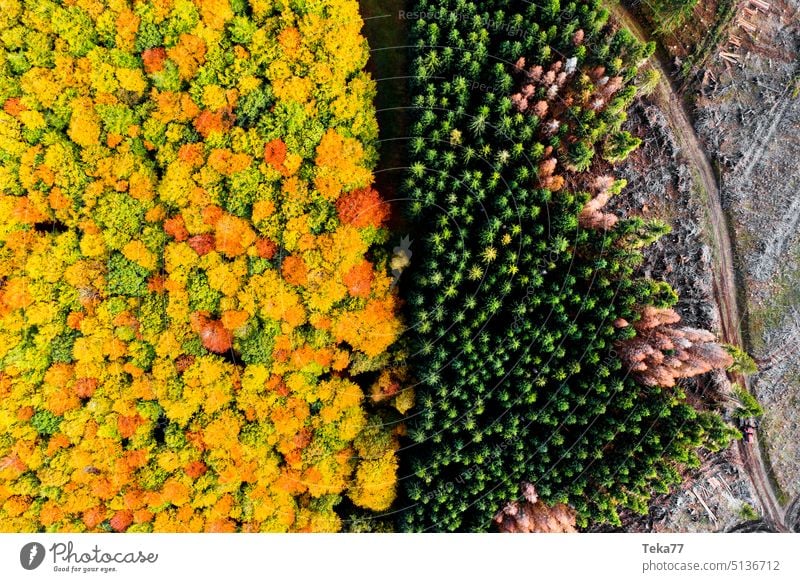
left=609, top=3, right=789, bottom=532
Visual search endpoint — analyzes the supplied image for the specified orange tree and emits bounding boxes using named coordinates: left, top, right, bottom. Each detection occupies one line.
left=0, top=0, right=403, bottom=532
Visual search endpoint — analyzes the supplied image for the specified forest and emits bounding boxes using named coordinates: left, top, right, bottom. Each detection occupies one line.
left=0, top=0, right=403, bottom=532
left=0, top=0, right=738, bottom=533
left=395, top=0, right=737, bottom=532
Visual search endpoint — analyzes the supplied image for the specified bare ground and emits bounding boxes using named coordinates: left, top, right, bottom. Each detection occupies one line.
left=612, top=103, right=717, bottom=333
left=694, top=0, right=800, bottom=506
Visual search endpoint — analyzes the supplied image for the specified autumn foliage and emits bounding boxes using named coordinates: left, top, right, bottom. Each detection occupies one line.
left=616, top=307, right=734, bottom=388
left=336, top=187, right=390, bottom=229
left=494, top=483, right=577, bottom=533
left=0, top=0, right=402, bottom=533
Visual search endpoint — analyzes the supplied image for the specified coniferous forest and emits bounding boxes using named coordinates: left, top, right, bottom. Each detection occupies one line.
left=396, top=0, right=736, bottom=532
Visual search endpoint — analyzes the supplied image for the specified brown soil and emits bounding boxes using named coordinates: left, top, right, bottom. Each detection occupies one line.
left=693, top=0, right=800, bottom=517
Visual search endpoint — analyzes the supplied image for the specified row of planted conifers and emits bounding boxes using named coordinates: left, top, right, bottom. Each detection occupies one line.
left=0, top=0, right=735, bottom=532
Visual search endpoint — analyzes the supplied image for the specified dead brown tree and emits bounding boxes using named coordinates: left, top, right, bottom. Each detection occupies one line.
left=616, top=306, right=734, bottom=387
left=494, top=483, right=577, bottom=533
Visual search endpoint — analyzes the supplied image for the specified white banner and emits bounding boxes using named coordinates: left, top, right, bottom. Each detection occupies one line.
left=1, top=533, right=797, bottom=582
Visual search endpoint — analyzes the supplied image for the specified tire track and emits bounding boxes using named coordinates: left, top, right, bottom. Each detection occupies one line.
left=733, top=95, right=792, bottom=184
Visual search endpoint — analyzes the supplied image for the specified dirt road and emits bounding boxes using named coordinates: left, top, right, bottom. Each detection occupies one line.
left=609, top=3, right=789, bottom=532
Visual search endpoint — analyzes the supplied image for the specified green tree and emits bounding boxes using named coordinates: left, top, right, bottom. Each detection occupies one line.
left=732, top=384, right=764, bottom=420
left=724, top=344, right=759, bottom=375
